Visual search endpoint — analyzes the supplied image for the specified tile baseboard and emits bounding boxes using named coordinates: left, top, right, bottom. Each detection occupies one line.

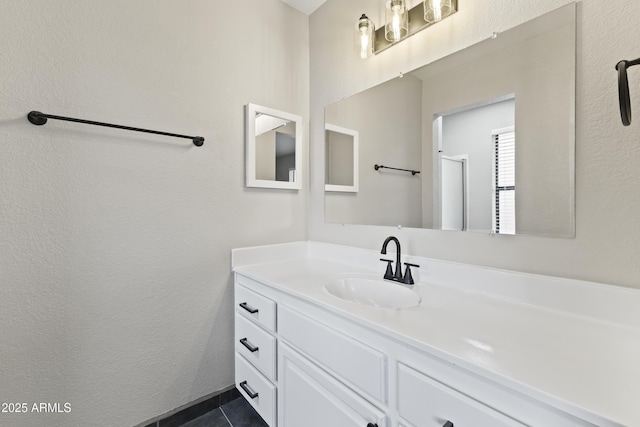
left=139, top=385, right=241, bottom=427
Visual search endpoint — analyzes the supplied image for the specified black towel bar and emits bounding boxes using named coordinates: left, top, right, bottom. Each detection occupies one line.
left=374, top=164, right=420, bottom=176
left=27, top=111, right=204, bottom=146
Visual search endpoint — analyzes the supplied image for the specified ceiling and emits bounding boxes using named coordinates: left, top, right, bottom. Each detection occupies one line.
left=280, top=0, right=327, bottom=15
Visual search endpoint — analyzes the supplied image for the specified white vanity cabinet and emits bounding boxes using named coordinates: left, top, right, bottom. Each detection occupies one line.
left=234, top=270, right=621, bottom=427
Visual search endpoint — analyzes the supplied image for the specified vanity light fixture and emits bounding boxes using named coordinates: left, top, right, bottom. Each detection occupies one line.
left=356, top=0, right=457, bottom=57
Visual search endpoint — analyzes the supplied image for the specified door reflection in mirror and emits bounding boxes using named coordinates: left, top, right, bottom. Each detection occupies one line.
left=440, top=155, right=466, bottom=231
left=435, top=97, right=515, bottom=234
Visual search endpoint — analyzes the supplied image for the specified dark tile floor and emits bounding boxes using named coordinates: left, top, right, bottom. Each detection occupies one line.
left=179, top=396, right=268, bottom=427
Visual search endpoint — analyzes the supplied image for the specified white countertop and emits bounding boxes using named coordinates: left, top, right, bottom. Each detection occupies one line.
left=232, top=241, right=640, bottom=427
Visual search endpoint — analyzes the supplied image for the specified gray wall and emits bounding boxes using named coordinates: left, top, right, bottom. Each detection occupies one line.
left=309, top=0, right=640, bottom=289
left=0, top=1, right=308, bottom=426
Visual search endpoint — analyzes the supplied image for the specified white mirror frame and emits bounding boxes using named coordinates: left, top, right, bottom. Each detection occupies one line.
left=324, top=123, right=359, bottom=193
left=246, top=103, right=302, bottom=190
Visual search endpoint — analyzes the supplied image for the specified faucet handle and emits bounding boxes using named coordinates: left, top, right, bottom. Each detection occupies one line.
left=403, top=262, right=420, bottom=285
left=380, top=258, right=394, bottom=279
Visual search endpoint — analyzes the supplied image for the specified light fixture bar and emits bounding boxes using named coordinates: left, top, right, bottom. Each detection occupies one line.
left=372, top=0, right=457, bottom=55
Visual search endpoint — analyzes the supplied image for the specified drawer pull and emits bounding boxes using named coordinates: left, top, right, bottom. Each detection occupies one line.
left=239, top=337, right=259, bottom=352
left=443, top=422, right=454, bottom=427
left=239, top=302, right=259, bottom=314
left=239, top=380, right=259, bottom=399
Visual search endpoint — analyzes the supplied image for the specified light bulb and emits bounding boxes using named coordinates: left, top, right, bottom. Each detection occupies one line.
left=432, top=0, right=442, bottom=22
left=360, top=32, right=370, bottom=59
left=392, top=11, right=401, bottom=41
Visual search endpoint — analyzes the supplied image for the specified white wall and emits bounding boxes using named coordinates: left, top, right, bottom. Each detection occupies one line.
left=0, top=1, right=308, bottom=426
left=309, top=0, right=640, bottom=289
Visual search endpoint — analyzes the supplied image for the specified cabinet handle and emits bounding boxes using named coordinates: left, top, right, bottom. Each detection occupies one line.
left=366, top=424, right=378, bottom=427
left=239, top=380, right=259, bottom=399
left=239, top=302, right=259, bottom=314
left=443, top=422, right=454, bottom=427
left=239, top=337, right=259, bottom=352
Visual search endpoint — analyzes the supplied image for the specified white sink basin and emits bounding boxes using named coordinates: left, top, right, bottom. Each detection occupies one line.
left=324, top=277, right=421, bottom=309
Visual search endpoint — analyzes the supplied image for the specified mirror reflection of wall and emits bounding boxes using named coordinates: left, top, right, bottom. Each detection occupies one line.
left=324, top=3, right=575, bottom=237
left=325, top=75, right=422, bottom=227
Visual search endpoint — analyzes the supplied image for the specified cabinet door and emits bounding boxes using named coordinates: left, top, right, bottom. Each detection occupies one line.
left=279, top=343, right=387, bottom=427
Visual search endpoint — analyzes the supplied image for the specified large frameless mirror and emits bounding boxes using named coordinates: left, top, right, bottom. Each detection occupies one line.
left=246, top=103, right=302, bottom=190
left=324, top=3, right=575, bottom=237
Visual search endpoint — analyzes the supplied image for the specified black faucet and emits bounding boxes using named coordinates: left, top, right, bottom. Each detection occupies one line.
left=380, top=236, right=419, bottom=285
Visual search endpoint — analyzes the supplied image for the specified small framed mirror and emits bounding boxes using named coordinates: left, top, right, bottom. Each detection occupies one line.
left=325, top=124, right=359, bottom=192
left=246, top=103, right=302, bottom=189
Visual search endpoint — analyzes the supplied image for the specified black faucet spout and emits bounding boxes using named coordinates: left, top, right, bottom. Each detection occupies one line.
left=380, top=236, right=419, bottom=285
left=381, top=236, right=402, bottom=280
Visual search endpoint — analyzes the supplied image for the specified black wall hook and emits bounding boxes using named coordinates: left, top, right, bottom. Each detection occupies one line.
left=616, top=58, right=640, bottom=126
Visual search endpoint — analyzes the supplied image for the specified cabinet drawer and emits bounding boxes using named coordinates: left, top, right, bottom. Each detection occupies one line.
left=235, top=282, right=276, bottom=332
left=278, top=305, right=386, bottom=403
left=398, top=363, right=525, bottom=427
left=235, top=314, right=277, bottom=381
left=235, top=353, right=277, bottom=427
